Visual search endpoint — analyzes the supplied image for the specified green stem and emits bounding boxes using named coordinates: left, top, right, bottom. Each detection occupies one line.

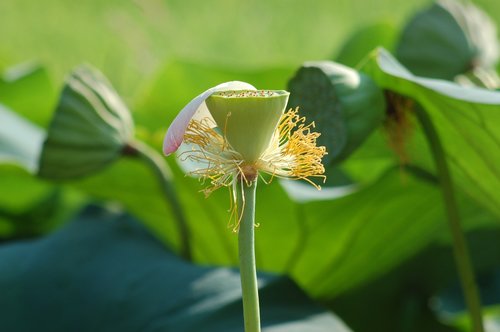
left=237, top=179, right=261, bottom=332
left=126, top=141, right=191, bottom=261
left=415, top=106, right=483, bottom=332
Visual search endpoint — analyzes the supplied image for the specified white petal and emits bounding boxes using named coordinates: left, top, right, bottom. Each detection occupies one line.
left=163, top=81, right=256, bottom=155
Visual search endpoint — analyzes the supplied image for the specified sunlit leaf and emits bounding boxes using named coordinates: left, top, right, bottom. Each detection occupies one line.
left=0, top=63, right=56, bottom=126
left=362, top=48, right=500, bottom=218
left=287, top=169, right=494, bottom=297
left=335, top=22, right=398, bottom=68
left=0, top=104, right=44, bottom=172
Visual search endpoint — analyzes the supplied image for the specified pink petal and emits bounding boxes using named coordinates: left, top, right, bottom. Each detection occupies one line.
left=163, top=81, right=256, bottom=155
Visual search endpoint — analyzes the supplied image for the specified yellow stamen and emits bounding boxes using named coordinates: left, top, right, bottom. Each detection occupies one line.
left=181, top=117, right=243, bottom=196
left=258, top=107, right=327, bottom=189
left=181, top=107, right=327, bottom=230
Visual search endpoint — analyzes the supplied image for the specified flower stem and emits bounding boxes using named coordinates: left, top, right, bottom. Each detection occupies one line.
left=124, top=141, right=191, bottom=261
left=415, top=106, right=483, bottom=332
left=237, top=179, right=261, bottom=332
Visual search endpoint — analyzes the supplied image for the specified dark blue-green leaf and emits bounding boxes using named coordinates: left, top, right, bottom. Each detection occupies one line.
left=0, top=205, right=351, bottom=332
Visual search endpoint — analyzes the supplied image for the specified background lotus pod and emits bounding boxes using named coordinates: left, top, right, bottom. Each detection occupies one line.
left=206, top=90, right=289, bottom=163
left=38, top=66, right=134, bottom=180
left=287, top=62, right=386, bottom=165
left=396, top=0, right=499, bottom=80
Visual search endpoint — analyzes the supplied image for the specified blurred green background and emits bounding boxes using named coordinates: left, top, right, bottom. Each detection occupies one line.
left=3, top=0, right=494, bottom=96
left=2, top=1, right=500, bottom=331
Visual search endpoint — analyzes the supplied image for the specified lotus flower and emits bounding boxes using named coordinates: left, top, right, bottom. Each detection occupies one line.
left=163, top=81, right=327, bottom=332
left=163, top=81, right=327, bottom=201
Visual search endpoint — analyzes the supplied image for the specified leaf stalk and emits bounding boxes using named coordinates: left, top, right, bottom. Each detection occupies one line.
left=415, top=106, right=483, bottom=332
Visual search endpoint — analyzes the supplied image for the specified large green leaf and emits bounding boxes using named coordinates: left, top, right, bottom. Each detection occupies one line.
left=0, top=106, right=53, bottom=237
left=0, top=164, right=56, bottom=238
left=0, top=104, right=44, bottom=172
left=0, top=63, right=56, bottom=126
left=0, top=205, right=351, bottom=332
left=288, top=169, right=494, bottom=298
left=362, top=48, right=500, bottom=218
left=0, top=164, right=83, bottom=239
left=329, top=226, right=500, bottom=332
left=429, top=227, right=500, bottom=331
left=76, top=139, right=494, bottom=298
left=31, top=56, right=496, bottom=303
left=0, top=165, right=51, bottom=216
left=73, top=157, right=184, bottom=252
left=335, top=22, right=398, bottom=68
left=0, top=105, right=82, bottom=239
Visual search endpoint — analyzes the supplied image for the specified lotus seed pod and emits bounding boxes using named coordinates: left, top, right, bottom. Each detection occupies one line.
left=396, top=0, right=499, bottom=80
left=206, top=90, right=289, bottom=163
left=38, top=66, right=134, bottom=179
